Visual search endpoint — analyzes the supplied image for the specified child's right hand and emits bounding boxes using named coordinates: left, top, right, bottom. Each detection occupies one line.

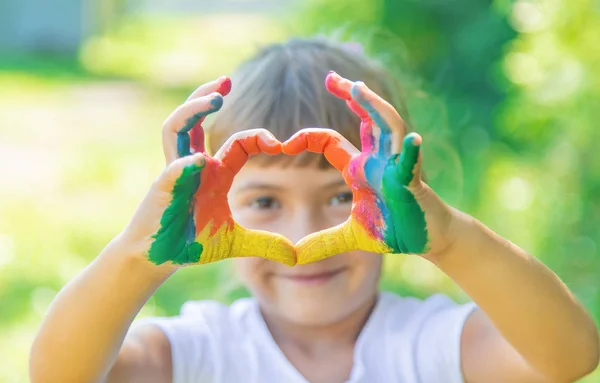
left=118, top=77, right=296, bottom=268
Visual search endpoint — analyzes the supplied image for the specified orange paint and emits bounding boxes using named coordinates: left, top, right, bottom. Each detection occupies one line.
left=325, top=71, right=369, bottom=120
left=193, top=157, right=235, bottom=237
left=221, top=135, right=282, bottom=174
left=193, top=133, right=281, bottom=238
left=283, top=130, right=386, bottom=241
left=282, top=130, right=352, bottom=173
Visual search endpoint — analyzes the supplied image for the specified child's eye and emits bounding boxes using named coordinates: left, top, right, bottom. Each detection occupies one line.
left=329, top=192, right=353, bottom=206
left=250, top=196, right=281, bottom=210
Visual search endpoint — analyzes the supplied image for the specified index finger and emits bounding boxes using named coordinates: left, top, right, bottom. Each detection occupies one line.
left=282, top=128, right=359, bottom=172
left=162, top=93, right=223, bottom=164
left=214, top=129, right=282, bottom=175
left=351, top=82, right=406, bottom=155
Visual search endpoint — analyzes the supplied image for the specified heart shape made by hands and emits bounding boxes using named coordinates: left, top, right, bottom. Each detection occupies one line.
left=147, top=73, right=428, bottom=268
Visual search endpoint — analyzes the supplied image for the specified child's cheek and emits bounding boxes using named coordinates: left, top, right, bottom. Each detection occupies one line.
left=232, top=257, right=275, bottom=295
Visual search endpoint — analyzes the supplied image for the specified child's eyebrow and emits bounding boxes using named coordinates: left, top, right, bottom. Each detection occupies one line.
left=237, top=182, right=283, bottom=191
left=322, top=180, right=348, bottom=189
left=235, top=180, right=347, bottom=191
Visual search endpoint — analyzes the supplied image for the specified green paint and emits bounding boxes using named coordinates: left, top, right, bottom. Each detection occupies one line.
left=381, top=135, right=429, bottom=254
left=177, top=97, right=224, bottom=158
left=148, top=163, right=204, bottom=265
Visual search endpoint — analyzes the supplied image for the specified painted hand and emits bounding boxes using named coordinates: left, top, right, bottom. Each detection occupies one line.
left=282, top=72, right=459, bottom=264
left=122, top=77, right=296, bottom=267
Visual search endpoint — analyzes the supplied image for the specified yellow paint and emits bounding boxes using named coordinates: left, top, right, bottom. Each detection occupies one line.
left=295, top=217, right=393, bottom=264
left=194, top=221, right=297, bottom=266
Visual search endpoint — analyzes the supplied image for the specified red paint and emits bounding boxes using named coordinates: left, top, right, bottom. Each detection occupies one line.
left=345, top=155, right=385, bottom=239
left=189, top=77, right=231, bottom=154
left=190, top=120, right=206, bottom=153
left=217, top=77, right=232, bottom=96
left=325, top=72, right=374, bottom=152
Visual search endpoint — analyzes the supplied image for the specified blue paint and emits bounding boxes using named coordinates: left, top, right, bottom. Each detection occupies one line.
left=364, top=155, right=384, bottom=191
left=351, top=82, right=393, bottom=156
left=177, top=96, right=224, bottom=158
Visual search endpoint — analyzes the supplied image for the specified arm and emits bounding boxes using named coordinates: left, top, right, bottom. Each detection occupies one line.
left=435, top=212, right=600, bottom=383
left=284, top=72, right=599, bottom=382
left=29, top=76, right=295, bottom=383
left=28, top=143, right=205, bottom=383
left=29, top=237, right=175, bottom=383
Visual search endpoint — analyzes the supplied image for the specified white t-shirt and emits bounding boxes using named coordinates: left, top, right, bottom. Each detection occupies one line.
left=138, top=292, right=476, bottom=383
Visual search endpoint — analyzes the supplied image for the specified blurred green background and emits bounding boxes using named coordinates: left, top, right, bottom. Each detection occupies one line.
left=1, top=0, right=599, bottom=381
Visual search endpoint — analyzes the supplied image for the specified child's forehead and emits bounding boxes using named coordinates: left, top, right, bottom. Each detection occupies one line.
left=235, top=155, right=344, bottom=187
left=245, top=152, right=335, bottom=170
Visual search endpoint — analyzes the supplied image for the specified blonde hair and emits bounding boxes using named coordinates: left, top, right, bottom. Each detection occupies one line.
left=206, top=37, right=405, bottom=168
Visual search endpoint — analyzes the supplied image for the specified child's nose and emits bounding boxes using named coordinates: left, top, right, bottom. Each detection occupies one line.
left=283, top=208, right=331, bottom=244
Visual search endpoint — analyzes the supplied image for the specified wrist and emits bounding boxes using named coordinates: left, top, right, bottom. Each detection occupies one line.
left=101, top=233, right=179, bottom=280
left=426, top=210, right=484, bottom=267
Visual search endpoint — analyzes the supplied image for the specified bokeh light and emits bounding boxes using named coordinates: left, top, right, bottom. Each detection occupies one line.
left=1, top=0, right=599, bottom=381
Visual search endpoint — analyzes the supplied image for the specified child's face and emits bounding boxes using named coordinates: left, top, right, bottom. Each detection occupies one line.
left=229, top=160, right=382, bottom=325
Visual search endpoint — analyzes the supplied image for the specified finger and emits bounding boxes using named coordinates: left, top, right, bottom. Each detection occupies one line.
left=230, top=223, right=297, bottom=266
left=282, top=128, right=358, bottom=172
left=396, top=133, right=422, bottom=186
left=325, top=71, right=376, bottom=153
left=351, top=81, right=406, bottom=155
left=214, top=129, right=282, bottom=175
left=188, top=221, right=296, bottom=266
left=162, top=93, right=223, bottom=164
left=149, top=160, right=203, bottom=260
left=295, top=217, right=393, bottom=264
left=185, top=77, right=232, bottom=154
left=186, top=76, right=232, bottom=101
left=154, top=152, right=205, bottom=198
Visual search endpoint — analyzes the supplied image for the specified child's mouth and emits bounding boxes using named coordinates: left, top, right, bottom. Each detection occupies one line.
left=281, top=267, right=346, bottom=285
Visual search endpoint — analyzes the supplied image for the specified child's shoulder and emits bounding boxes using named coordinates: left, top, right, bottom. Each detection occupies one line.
left=149, top=292, right=473, bottom=331
left=157, top=296, right=259, bottom=333
left=367, top=292, right=475, bottom=334
left=177, top=297, right=255, bottom=319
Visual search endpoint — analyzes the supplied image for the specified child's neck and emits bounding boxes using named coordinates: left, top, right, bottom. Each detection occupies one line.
left=260, top=294, right=378, bottom=383
left=262, top=293, right=378, bottom=357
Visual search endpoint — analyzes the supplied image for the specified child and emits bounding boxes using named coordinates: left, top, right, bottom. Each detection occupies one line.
left=30, top=38, right=599, bottom=383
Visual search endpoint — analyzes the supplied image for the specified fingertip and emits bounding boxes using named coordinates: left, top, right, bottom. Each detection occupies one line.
left=281, top=135, right=306, bottom=155
left=176, top=152, right=205, bottom=170
left=326, top=70, right=340, bottom=80
left=325, top=72, right=337, bottom=90
left=405, top=132, right=422, bottom=147
left=192, top=152, right=206, bottom=166
left=261, top=139, right=282, bottom=155
left=217, top=76, right=232, bottom=96
left=350, top=81, right=366, bottom=100
left=209, top=93, right=224, bottom=111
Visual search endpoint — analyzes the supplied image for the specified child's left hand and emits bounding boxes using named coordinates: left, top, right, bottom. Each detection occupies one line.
left=283, top=71, right=469, bottom=264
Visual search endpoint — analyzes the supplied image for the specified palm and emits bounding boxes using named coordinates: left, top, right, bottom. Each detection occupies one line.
left=146, top=78, right=296, bottom=267
left=283, top=72, right=430, bottom=264
left=345, top=136, right=427, bottom=255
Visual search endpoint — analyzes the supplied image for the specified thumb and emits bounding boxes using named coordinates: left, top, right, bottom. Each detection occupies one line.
left=119, top=153, right=206, bottom=261
left=396, top=133, right=422, bottom=188
left=154, top=153, right=206, bottom=195
left=295, top=217, right=392, bottom=264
